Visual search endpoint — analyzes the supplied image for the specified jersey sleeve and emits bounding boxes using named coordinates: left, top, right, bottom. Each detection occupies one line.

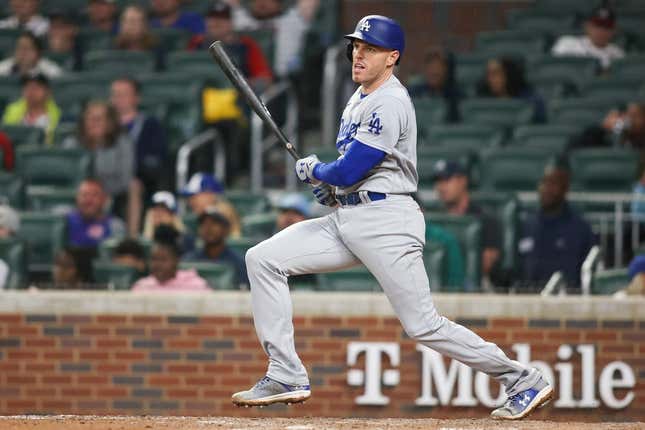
left=353, top=95, right=403, bottom=155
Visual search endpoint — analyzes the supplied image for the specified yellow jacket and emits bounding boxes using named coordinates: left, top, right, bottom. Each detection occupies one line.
left=1, top=98, right=61, bottom=145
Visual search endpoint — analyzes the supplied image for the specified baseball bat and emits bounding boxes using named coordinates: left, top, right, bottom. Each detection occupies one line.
left=208, top=41, right=300, bottom=161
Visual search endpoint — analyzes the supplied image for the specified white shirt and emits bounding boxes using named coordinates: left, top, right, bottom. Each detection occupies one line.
left=0, top=57, right=63, bottom=78
left=0, top=15, right=49, bottom=37
left=551, top=35, right=625, bottom=70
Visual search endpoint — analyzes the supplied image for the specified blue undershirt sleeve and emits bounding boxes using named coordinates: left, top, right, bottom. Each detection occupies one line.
left=312, top=139, right=386, bottom=187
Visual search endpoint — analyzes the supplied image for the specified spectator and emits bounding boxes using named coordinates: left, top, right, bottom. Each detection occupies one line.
left=408, top=47, right=462, bottom=122
left=1, top=72, right=61, bottom=144
left=46, top=11, right=82, bottom=70
left=142, top=191, right=189, bottom=248
left=149, top=0, right=205, bottom=35
left=432, top=160, right=502, bottom=284
left=110, top=77, right=168, bottom=194
left=0, top=131, right=14, bottom=170
left=112, top=238, right=147, bottom=278
left=189, top=1, right=272, bottom=87
left=63, top=100, right=142, bottom=233
left=86, top=0, right=118, bottom=34
left=65, top=178, right=125, bottom=249
left=132, top=226, right=210, bottom=292
left=552, top=4, right=624, bottom=71
left=227, top=0, right=320, bottom=77
left=51, top=247, right=96, bottom=289
left=113, top=5, right=158, bottom=52
left=182, top=206, right=248, bottom=287
left=518, top=163, right=595, bottom=290
left=0, top=0, right=49, bottom=37
left=0, top=31, right=63, bottom=78
left=275, top=193, right=310, bottom=231
left=570, top=102, right=645, bottom=151
left=180, top=172, right=241, bottom=237
left=476, top=57, right=546, bottom=123
left=0, top=204, right=20, bottom=289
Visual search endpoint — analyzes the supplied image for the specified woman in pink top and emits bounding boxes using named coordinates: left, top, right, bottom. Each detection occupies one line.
left=132, top=232, right=210, bottom=293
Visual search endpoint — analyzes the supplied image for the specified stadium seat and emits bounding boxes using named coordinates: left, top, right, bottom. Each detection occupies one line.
left=416, top=147, right=477, bottom=188
left=93, top=261, right=138, bottom=290
left=0, top=237, right=26, bottom=289
left=528, top=56, right=598, bottom=91
left=318, top=265, right=379, bottom=292
left=532, top=0, right=592, bottom=15
left=179, top=261, right=236, bottom=290
left=582, top=76, right=642, bottom=101
left=475, top=30, right=546, bottom=59
left=0, top=29, right=20, bottom=57
left=151, top=28, right=191, bottom=52
left=0, top=125, right=44, bottom=147
left=26, top=186, right=76, bottom=212
left=423, top=241, right=446, bottom=292
left=18, top=212, right=66, bottom=272
left=181, top=213, right=198, bottom=236
left=455, top=52, right=491, bottom=94
left=0, top=76, right=21, bottom=110
left=425, top=124, right=504, bottom=149
left=592, top=268, right=629, bottom=295
left=510, top=124, right=580, bottom=152
left=414, top=98, right=448, bottom=140
left=0, top=173, right=25, bottom=209
left=425, top=214, right=482, bottom=291
left=227, top=237, right=261, bottom=260
left=15, top=146, right=91, bottom=188
left=241, top=213, right=277, bottom=239
left=460, top=98, right=534, bottom=130
left=98, top=237, right=152, bottom=261
left=569, top=148, right=638, bottom=192
left=84, top=50, right=156, bottom=74
left=506, top=9, right=575, bottom=36
left=531, top=75, right=570, bottom=100
left=549, top=97, right=621, bottom=128
left=225, top=191, right=271, bottom=216
left=77, top=28, right=112, bottom=53
left=478, top=147, right=555, bottom=192
left=609, top=55, right=645, bottom=79
left=164, top=52, right=230, bottom=86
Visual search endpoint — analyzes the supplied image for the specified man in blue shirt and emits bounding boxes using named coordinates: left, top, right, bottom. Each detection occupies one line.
left=149, top=0, right=205, bottom=34
left=519, top=163, right=596, bottom=291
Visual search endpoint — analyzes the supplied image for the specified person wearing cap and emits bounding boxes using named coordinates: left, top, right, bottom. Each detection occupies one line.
left=87, top=0, right=119, bottom=34
left=1, top=71, right=61, bottom=145
left=182, top=206, right=248, bottom=287
left=432, top=160, right=502, bottom=284
left=552, top=4, right=624, bottom=70
left=0, top=0, right=49, bottom=37
left=0, top=31, right=63, bottom=78
left=149, top=0, right=205, bottom=35
left=142, top=191, right=186, bottom=242
left=275, top=192, right=310, bottom=231
left=180, top=172, right=241, bottom=238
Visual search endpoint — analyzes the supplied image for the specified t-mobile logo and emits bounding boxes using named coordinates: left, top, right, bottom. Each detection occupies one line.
left=346, top=342, right=399, bottom=405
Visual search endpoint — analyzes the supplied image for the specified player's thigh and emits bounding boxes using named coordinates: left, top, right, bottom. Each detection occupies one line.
left=246, top=213, right=360, bottom=276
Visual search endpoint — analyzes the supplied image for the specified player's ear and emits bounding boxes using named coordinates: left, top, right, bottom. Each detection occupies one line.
left=386, top=50, right=400, bottom=67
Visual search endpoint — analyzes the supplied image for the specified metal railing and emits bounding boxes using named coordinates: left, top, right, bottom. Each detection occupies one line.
left=249, top=81, right=299, bottom=192
left=321, top=42, right=346, bottom=147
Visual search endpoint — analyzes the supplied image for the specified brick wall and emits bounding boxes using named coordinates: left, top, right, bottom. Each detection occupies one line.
left=1, top=312, right=643, bottom=420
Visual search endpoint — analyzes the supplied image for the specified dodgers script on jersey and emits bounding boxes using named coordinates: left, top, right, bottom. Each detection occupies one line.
left=335, top=75, right=418, bottom=195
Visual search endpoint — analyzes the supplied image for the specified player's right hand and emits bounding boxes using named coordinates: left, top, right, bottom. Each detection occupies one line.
left=295, top=154, right=321, bottom=185
left=312, top=183, right=337, bottom=207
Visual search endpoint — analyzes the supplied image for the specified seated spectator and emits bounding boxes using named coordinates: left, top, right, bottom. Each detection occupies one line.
left=0, top=31, right=63, bottom=78
left=110, top=77, right=168, bottom=194
left=142, top=191, right=191, bottom=251
left=180, top=172, right=241, bottom=237
left=408, top=47, right=462, bottom=122
left=182, top=206, right=248, bottom=287
left=0, top=204, right=20, bottom=289
left=149, top=0, right=205, bottom=35
left=552, top=4, right=624, bottom=71
left=112, top=238, right=147, bottom=279
left=50, top=247, right=96, bottom=289
left=65, top=178, right=125, bottom=249
left=518, top=163, right=596, bottom=290
left=46, top=11, right=82, bottom=70
left=0, top=131, right=15, bottom=170
left=63, top=100, right=142, bottom=233
left=476, top=57, right=546, bottom=123
left=569, top=102, right=645, bottom=151
left=189, top=1, right=272, bottom=88
left=86, top=0, right=118, bottom=34
left=432, top=160, right=502, bottom=283
left=275, top=193, right=310, bottom=231
left=132, top=226, right=210, bottom=292
left=0, top=0, right=49, bottom=37
left=1, top=72, right=61, bottom=144
left=113, top=5, right=158, bottom=52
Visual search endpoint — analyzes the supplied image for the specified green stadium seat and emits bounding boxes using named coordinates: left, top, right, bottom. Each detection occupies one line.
left=455, top=52, right=490, bottom=94
left=609, top=55, right=645, bottom=79
left=0, top=76, right=21, bottom=110
left=318, top=265, right=379, bottom=292
left=18, top=212, right=66, bottom=272
left=414, top=98, right=448, bottom=141
left=93, top=261, right=138, bottom=290
left=475, top=30, right=546, bottom=59
left=510, top=124, right=579, bottom=152
left=52, top=123, right=77, bottom=146
left=416, top=147, right=477, bottom=188
left=225, top=191, right=271, bottom=216
left=164, top=52, right=230, bottom=86
left=16, top=146, right=91, bottom=188
left=0, top=173, right=25, bottom=209
left=0, top=237, right=27, bottom=289
left=460, top=98, right=534, bottom=130
left=549, top=97, right=621, bottom=128
left=478, top=147, right=555, bottom=192
left=0, top=125, right=45, bottom=147
left=227, top=237, right=260, bottom=259
left=423, top=241, right=446, bottom=291
left=26, top=186, right=76, bottom=212
left=151, top=28, right=191, bottom=52
left=592, top=268, right=630, bottom=295
left=241, top=212, right=277, bottom=239
left=179, top=261, right=236, bottom=290
left=531, top=75, right=569, bottom=100
left=528, top=56, right=598, bottom=91
left=569, top=148, right=638, bottom=192
left=84, top=50, right=156, bottom=74
left=98, top=237, right=151, bottom=261
left=582, top=76, right=643, bottom=101
left=0, top=29, right=20, bottom=56
left=426, top=124, right=504, bottom=149
left=533, top=0, right=591, bottom=15
left=181, top=213, right=198, bottom=236
left=425, top=214, right=482, bottom=290
left=506, top=9, right=575, bottom=36
left=77, top=28, right=112, bottom=52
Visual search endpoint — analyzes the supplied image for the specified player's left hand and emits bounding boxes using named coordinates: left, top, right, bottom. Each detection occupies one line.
left=295, top=154, right=321, bottom=185
left=312, top=183, right=337, bottom=207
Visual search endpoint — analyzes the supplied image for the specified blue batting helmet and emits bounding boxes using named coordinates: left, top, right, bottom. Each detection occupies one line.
left=344, top=15, right=405, bottom=64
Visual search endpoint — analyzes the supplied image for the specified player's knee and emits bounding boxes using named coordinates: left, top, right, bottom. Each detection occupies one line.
left=401, top=310, right=445, bottom=340
left=245, top=244, right=265, bottom=270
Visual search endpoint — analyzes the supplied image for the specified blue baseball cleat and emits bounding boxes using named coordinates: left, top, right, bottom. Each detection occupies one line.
left=232, top=376, right=311, bottom=407
left=491, top=379, right=553, bottom=420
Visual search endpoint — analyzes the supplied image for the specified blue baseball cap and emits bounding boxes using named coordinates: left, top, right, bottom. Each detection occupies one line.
left=628, top=255, right=645, bottom=280
left=180, top=172, right=225, bottom=196
left=431, top=159, right=467, bottom=181
left=277, top=193, right=311, bottom=218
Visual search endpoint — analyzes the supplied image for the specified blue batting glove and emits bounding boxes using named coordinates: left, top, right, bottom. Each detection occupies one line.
left=295, top=154, right=321, bottom=185
left=312, top=183, right=337, bottom=207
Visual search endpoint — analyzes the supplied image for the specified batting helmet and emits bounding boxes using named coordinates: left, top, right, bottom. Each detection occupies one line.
left=344, top=15, right=405, bottom=64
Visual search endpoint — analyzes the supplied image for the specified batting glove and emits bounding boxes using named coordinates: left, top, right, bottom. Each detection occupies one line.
left=312, top=183, right=337, bottom=207
left=295, top=154, right=321, bottom=185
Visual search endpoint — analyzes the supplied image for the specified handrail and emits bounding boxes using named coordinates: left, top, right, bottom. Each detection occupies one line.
left=581, top=245, right=602, bottom=296
left=321, top=42, right=345, bottom=147
left=541, top=271, right=563, bottom=296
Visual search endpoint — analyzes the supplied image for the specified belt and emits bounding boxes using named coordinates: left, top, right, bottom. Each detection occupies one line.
left=336, top=191, right=386, bottom=206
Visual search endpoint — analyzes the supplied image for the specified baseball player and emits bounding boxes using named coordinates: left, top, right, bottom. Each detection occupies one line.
left=232, top=15, right=553, bottom=420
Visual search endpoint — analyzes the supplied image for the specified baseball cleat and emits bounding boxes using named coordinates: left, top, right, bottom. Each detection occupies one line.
left=231, top=376, right=311, bottom=407
left=491, top=379, right=553, bottom=420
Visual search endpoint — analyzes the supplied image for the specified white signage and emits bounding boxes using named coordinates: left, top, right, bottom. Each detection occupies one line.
left=346, top=342, right=635, bottom=409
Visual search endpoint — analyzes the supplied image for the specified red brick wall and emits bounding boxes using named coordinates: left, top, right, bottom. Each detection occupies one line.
left=0, top=313, right=643, bottom=420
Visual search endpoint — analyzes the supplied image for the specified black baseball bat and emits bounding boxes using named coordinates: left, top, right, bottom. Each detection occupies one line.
left=208, top=41, right=300, bottom=160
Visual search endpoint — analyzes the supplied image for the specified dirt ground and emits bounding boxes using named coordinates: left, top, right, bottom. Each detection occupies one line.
left=0, top=416, right=642, bottom=430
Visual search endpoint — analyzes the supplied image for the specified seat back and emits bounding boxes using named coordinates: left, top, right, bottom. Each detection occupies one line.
left=16, top=146, right=91, bottom=188
left=179, top=261, right=236, bottom=290
left=592, top=268, right=630, bottom=295
left=0, top=172, right=25, bottom=209
left=479, top=147, right=554, bottom=192
left=18, top=212, right=66, bottom=271
left=0, top=237, right=27, bottom=289
left=93, top=261, right=138, bottom=290
left=460, top=98, right=534, bottom=130
left=0, top=125, right=45, bottom=147
left=570, top=148, right=638, bottom=192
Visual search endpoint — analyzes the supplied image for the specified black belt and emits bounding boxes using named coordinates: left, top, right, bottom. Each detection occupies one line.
left=336, top=191, right=386, bottom=206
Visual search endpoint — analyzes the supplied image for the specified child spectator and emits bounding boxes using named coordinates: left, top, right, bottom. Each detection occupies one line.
left=51, top=247, right=96, bottom=290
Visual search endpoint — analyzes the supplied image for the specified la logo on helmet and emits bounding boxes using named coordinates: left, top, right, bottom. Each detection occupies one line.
left=360, top=19, right=370, bottom=32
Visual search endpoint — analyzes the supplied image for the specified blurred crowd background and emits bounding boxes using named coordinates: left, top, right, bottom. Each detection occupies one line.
left=0, top=0, right=645, bottom=296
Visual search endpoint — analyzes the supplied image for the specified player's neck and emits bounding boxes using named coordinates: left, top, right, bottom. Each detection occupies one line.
left=361, top=69, right=394, bottom=94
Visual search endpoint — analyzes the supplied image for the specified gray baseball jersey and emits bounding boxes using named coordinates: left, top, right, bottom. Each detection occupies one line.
left=335, top=75, right=418, bottom=195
